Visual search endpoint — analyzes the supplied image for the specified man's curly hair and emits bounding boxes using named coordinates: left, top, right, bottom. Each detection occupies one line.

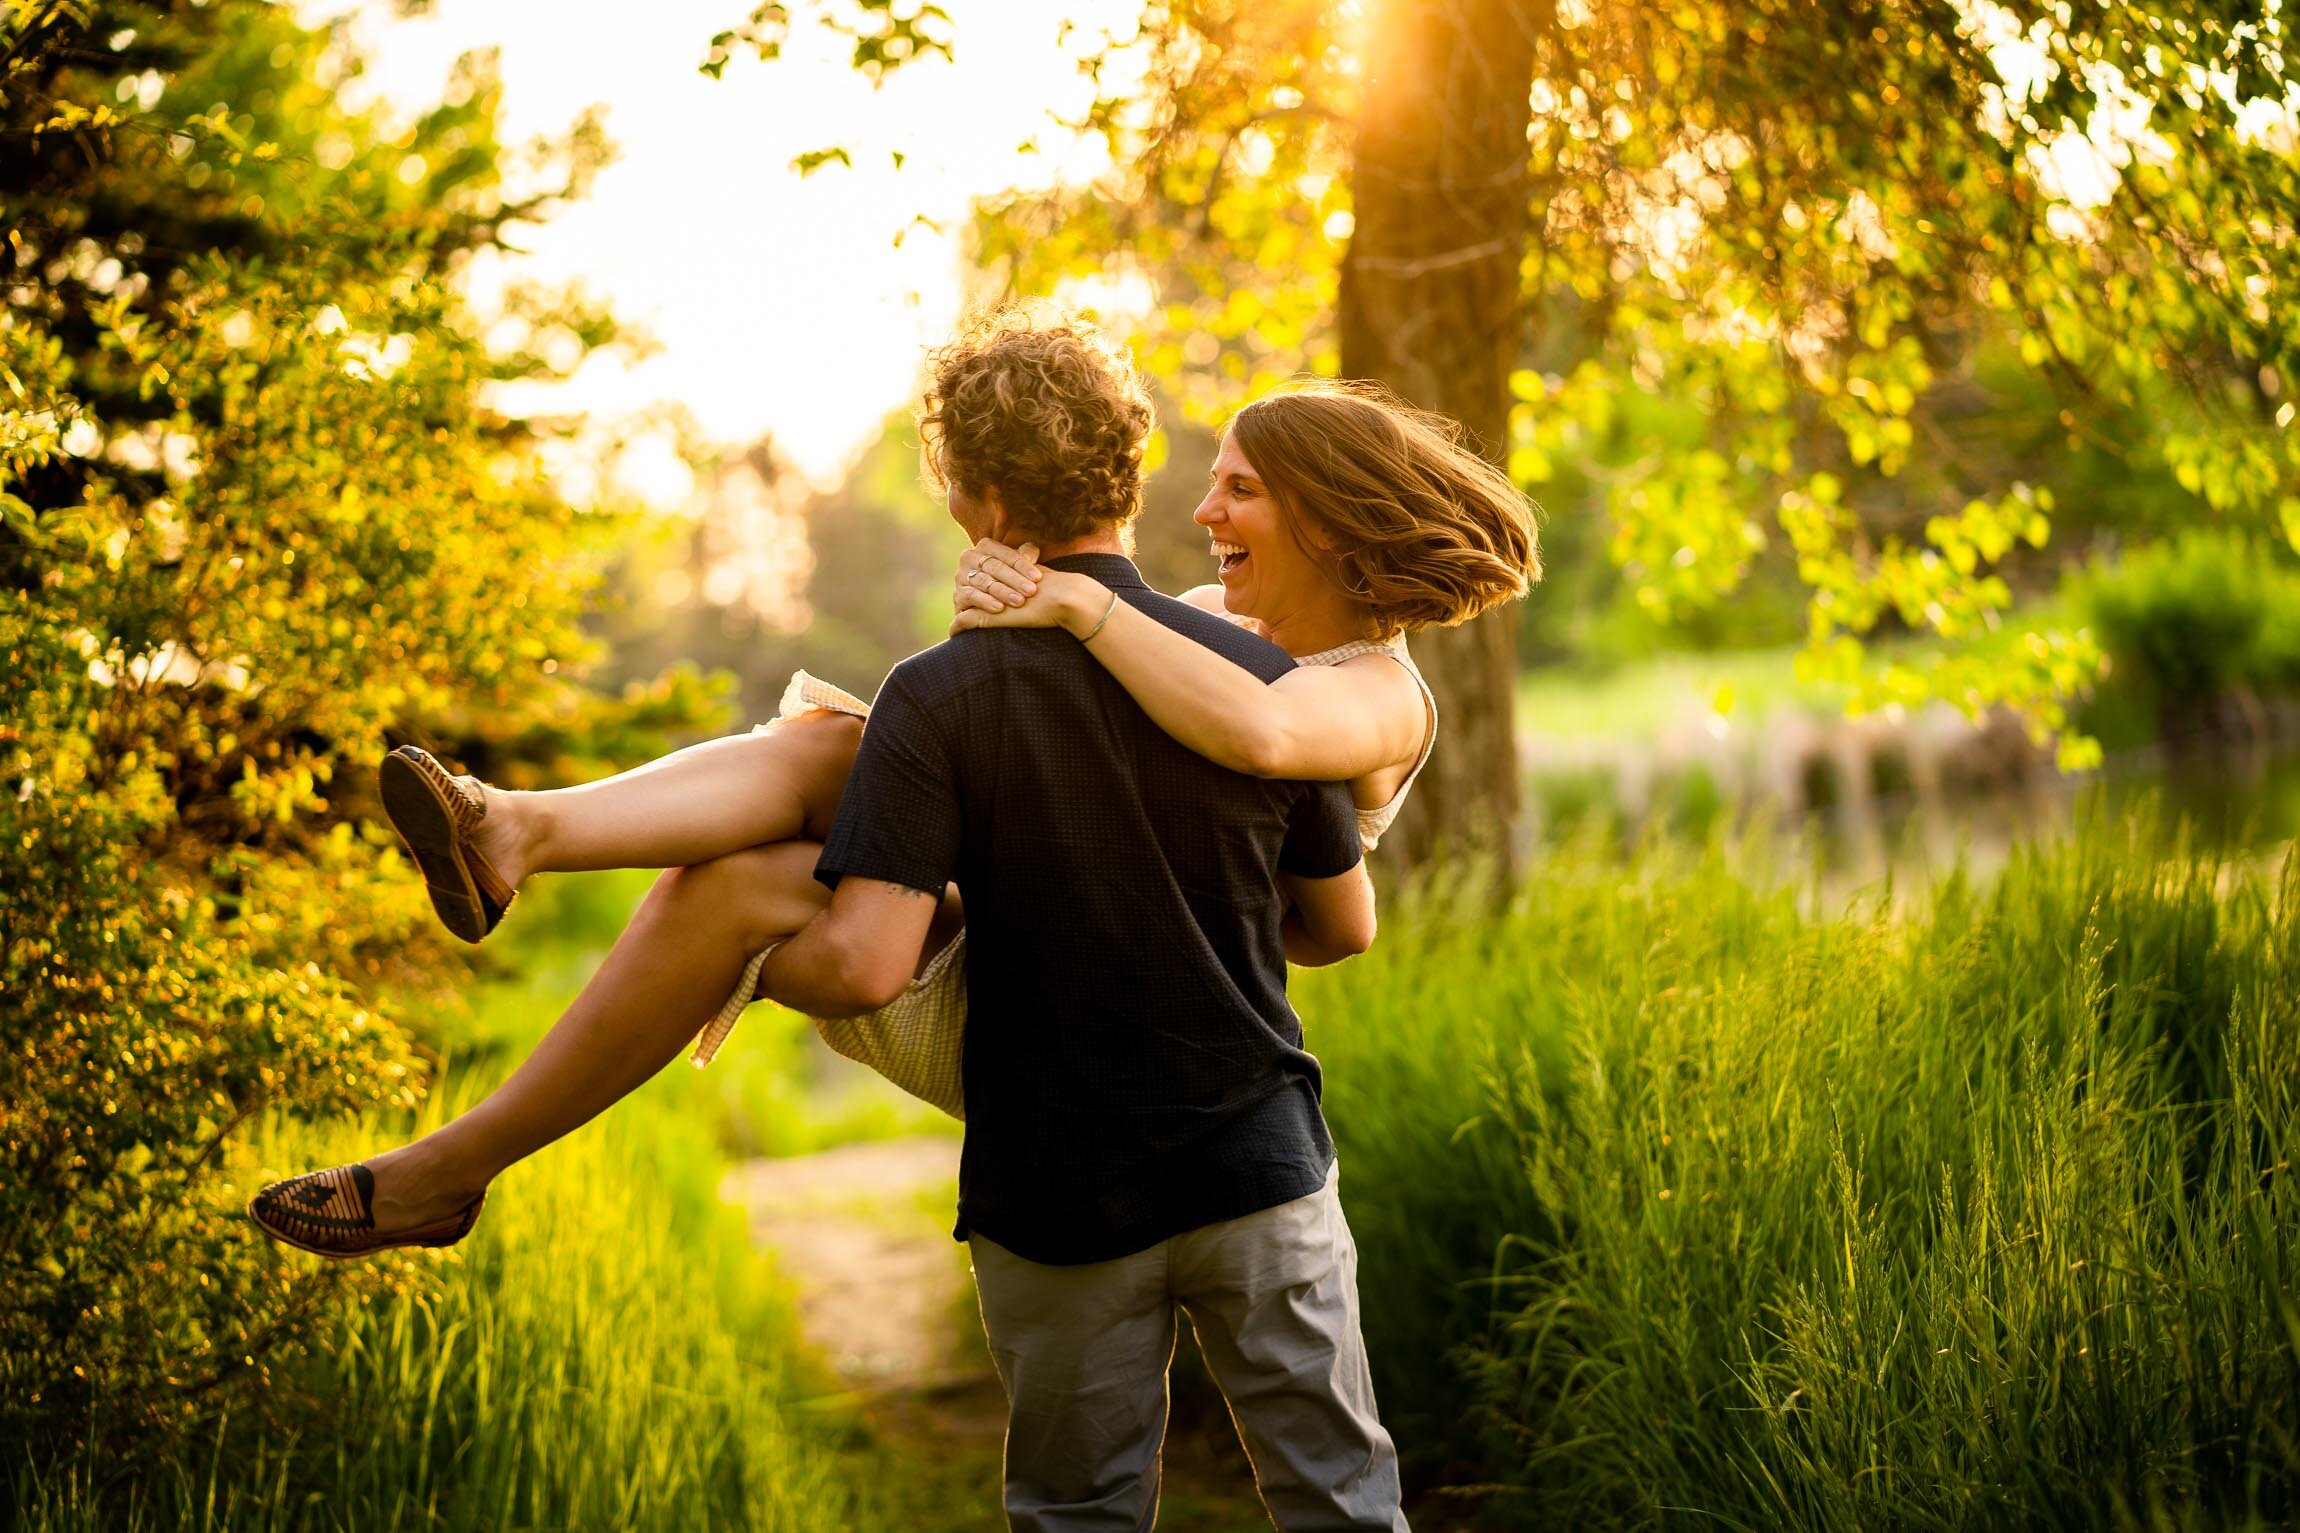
left=918, top=306, right=1156, bottom=542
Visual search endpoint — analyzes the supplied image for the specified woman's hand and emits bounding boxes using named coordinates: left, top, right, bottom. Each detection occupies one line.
left=951, top=538, right=1041, bottom=616
left=949, top=539, right=1103, bottom=637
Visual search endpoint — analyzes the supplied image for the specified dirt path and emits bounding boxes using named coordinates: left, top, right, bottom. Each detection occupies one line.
left=722, top=1136, right=980, bottom=1392
left=721, top=1135, right=1277, bottom=1532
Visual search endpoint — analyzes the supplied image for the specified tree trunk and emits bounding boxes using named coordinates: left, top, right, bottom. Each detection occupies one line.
left=1340, top=0, right=1542, bottom=883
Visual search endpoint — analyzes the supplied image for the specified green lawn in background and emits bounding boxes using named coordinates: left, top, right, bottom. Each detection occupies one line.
left=1516, top=643, right=1831, bottom=744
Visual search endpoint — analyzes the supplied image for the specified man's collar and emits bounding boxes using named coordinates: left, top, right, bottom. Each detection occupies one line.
left=1045, top=552, right=1149, bottom=590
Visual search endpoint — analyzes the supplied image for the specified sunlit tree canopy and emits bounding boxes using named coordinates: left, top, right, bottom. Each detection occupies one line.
left=742, top=0, right=2298, bottom=773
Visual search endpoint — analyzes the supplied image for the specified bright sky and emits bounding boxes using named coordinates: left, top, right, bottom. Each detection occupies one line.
left=313, top=0, right=1137, bottom=497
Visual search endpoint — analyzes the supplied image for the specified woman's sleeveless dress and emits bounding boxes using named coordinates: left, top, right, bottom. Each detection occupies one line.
left=689, top=636, right=1438, bottom=1120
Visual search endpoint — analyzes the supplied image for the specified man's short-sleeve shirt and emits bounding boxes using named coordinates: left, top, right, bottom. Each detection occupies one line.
left=814, top=553, right=1364, bottom=1264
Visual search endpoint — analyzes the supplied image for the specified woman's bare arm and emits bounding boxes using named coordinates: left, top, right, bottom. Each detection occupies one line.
left=954, top=557, right=1423, bottom=783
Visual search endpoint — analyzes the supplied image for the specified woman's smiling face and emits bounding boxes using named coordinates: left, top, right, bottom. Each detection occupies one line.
left=1193, top=432, right=1328, bottom=623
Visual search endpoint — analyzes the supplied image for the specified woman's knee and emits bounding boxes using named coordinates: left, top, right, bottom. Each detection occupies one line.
left=646, top=842, right=828, bottom=950
left=769, top=710, right=864, bottom=836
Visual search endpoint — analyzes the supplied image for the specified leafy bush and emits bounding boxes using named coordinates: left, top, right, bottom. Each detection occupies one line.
left=2079, top=530, right=2300, bottom=746
left=1303, top=820, right=2300, bottom=1527
left=1, top=0, right=716, bottom=1464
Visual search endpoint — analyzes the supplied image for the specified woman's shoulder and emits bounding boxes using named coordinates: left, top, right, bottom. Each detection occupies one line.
left=1314, top=639, right=1436, bottom=748
left=1138, top=586, right=1291, bottom=681
left=1176, top=583, right=1230, bottom=616
left=1177, top=583, right=1268, bottom=636
left=1328, top=644, right=1431, bottom=710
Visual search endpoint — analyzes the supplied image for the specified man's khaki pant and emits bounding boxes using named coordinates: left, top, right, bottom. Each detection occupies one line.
left=968, top=1161, right=1408, bottom=1532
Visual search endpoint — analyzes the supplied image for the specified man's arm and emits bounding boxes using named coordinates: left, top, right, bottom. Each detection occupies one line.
left=1280, top=863, right=1377, bottom=966
left=781, top=661, right=964, bottom=1014
left=753, top=876, right=941, bottom=1017
left=1276, top=773, right=1369, bottom=968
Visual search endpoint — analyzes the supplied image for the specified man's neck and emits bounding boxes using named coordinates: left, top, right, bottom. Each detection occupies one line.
left=1019, top=531, right=1129, bottom=562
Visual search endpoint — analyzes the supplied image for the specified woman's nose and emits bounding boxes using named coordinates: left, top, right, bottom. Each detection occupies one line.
left=1193, top=496, right=1219, bottom=525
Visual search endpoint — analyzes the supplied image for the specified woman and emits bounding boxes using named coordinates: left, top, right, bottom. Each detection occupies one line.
left=248, top=359, right=1537, bottom=1259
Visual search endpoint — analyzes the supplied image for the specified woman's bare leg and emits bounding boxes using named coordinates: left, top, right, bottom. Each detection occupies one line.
left=471, top=710, right=863, bottom=888
left=359, top=840, right=833, bottom=1231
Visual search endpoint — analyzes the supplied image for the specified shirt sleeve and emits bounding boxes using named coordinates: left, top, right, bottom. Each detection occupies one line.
left=1277, top=779, right=1364, bottom=880
left=813, top=664, right=962, bottom=895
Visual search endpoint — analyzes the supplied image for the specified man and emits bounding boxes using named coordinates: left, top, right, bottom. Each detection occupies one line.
left=757, top=308, right=1407, bottom=1531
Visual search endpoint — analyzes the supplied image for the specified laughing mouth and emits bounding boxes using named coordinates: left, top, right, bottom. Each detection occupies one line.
left=1212, top=540, right=1248, bottom=573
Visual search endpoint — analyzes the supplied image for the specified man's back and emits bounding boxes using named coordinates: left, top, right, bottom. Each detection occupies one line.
left=815, top=552, right=1363, bottom=1263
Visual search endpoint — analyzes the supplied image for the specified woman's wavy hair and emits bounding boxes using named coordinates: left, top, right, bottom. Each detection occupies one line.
left=1227, top=380, right=1541, bottom=636
left=917, top=306, right=1156, bottom=543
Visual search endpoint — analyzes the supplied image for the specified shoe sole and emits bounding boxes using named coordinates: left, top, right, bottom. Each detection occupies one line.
left=380, top=750, right=492, bottom=944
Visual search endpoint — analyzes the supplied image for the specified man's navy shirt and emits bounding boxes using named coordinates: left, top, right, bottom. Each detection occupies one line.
left=813, top=552, right=1364, bottom=1265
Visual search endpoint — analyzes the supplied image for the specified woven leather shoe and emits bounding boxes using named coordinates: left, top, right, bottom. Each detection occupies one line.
left=248, top=1163, right=485, bottom=1260
left=381, top=745, right=515, bottom=943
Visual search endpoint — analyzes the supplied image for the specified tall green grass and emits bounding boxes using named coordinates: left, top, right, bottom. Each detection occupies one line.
left=23, top=824, right=2297, bottom=1530
left=9, top=869, right=917, bottom=1532
left=12, top=1074, right=883, bottom=1532
left=1305, top=818, right=2300, bottom=1529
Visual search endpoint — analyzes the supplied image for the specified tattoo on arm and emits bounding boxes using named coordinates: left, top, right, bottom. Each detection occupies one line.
left=843, top=878, right=940, bottom=904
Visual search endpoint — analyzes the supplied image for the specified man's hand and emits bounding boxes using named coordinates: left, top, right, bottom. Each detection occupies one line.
left=755, top=876, right=943, bottom=1016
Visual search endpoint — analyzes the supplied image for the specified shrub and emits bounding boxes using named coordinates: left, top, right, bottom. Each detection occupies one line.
left=2078, top=530, right=2300, bottom=746
left=1, top=0, right=715, bottom=1463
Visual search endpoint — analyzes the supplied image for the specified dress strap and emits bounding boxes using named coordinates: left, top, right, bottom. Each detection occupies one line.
left=1291, top=633, right=1403, bottom=669
left=1293, top=634, right=1438, bottom=851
